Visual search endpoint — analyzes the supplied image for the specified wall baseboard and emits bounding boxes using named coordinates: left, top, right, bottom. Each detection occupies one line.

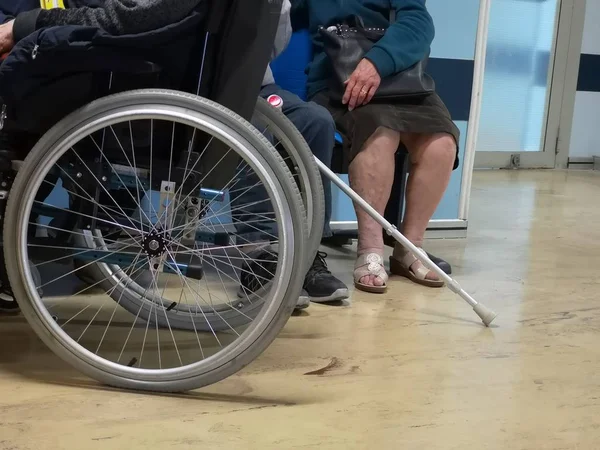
left=568, top=157, right=595, bottom=170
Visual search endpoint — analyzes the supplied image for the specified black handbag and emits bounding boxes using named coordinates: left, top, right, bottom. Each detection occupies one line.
left=319, top=11, right=435, bottom=102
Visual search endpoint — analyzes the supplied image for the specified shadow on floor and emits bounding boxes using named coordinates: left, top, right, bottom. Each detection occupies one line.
left=0, top=315, right=314, bottom=406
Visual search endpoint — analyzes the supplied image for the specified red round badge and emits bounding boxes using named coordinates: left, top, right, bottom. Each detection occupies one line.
left=267, top=94, right=283, bottom=109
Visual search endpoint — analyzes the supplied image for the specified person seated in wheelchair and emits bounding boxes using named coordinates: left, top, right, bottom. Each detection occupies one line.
left=0, top=0, right=345, bottom=393
left=0, top=0, right=348, bottom=314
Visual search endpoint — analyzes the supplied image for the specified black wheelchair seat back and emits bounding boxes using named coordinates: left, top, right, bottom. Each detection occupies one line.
left=0, top=0, right=284, bottom=187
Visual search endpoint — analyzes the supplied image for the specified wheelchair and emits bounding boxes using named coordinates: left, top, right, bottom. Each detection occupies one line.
left=0, top=0, right=325, bottom=392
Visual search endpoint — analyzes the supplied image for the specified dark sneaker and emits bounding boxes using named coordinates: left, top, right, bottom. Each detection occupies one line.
left=426, top=252, right=452, bottom=275
left=302, top=252, right=349, bottom=304
left=238, top=247, right=310, bottom=309
left=0, top=290, right=19, bottom=315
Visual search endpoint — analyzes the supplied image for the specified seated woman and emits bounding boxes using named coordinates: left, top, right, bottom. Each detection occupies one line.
left=292, top=0, right=459, bottom=294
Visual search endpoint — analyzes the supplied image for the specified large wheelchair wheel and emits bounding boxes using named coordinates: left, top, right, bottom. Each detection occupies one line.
left=76, top=96, right=325, bottom=332
left=3, top=90, right=307, bottom=392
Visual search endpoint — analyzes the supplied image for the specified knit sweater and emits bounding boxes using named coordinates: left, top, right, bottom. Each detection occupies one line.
left=13, top=0, right=203, bottom=43
left=291, top=0, right=435, bottom=99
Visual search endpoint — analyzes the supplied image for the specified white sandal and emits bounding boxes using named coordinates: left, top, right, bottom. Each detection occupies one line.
left=389, top=249, right=444, bottom=288
left=353, top=253, right=388, bottom=294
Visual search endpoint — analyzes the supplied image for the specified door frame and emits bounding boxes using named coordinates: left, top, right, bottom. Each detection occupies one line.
left=472, top=0, right=578, bottom=170
left=554, top=0, right=587, bottom=169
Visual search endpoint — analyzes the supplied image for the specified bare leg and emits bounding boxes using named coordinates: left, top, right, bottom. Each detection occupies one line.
left=394, top=133, right=456, bottom=281
left=349, top=127, right=400, bottom=287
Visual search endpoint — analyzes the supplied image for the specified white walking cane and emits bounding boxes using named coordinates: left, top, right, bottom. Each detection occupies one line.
left=314, top=158, right=497, bottom=327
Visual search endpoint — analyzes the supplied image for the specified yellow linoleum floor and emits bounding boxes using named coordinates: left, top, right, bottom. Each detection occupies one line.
left=1, top=169, right=599, bottom=449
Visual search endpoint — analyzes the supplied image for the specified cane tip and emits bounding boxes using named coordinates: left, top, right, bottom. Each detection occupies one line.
left=473, top=304, right=497, bottom=327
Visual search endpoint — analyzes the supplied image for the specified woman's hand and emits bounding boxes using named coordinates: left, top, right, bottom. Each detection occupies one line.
left=0, top=20, right=15, bottom=55
left=342, top=58, right=381, bottom=111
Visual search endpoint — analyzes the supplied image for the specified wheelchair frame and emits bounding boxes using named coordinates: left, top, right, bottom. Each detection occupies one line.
left=0, top=0, right=495, bottom=394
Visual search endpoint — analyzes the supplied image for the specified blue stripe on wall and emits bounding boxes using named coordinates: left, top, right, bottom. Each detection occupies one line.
left=273, top=35, right=562, bottom=124
left=577, top=53, right=600, bottom=92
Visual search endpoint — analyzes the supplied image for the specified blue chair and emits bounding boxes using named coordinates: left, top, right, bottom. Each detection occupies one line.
left=271, top=31, right=408, bottom=246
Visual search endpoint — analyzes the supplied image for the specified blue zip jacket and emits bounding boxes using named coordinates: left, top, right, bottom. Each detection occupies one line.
left=0, top=3, right=206, bottom=133
left=0, top=0, right=281, bottom=138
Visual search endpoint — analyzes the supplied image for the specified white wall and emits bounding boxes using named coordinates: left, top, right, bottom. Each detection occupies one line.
left=580, top=0, right=600, bottom=55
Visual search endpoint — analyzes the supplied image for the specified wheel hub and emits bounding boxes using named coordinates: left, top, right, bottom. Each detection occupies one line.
left=142, top=230, right=168, bottom=257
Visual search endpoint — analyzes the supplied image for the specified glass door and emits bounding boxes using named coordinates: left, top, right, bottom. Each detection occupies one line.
left=474, top=0, right=566, bottom=169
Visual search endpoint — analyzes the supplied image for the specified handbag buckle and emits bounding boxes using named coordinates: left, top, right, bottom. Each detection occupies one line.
left=325, top=25, right=341, bottom=35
